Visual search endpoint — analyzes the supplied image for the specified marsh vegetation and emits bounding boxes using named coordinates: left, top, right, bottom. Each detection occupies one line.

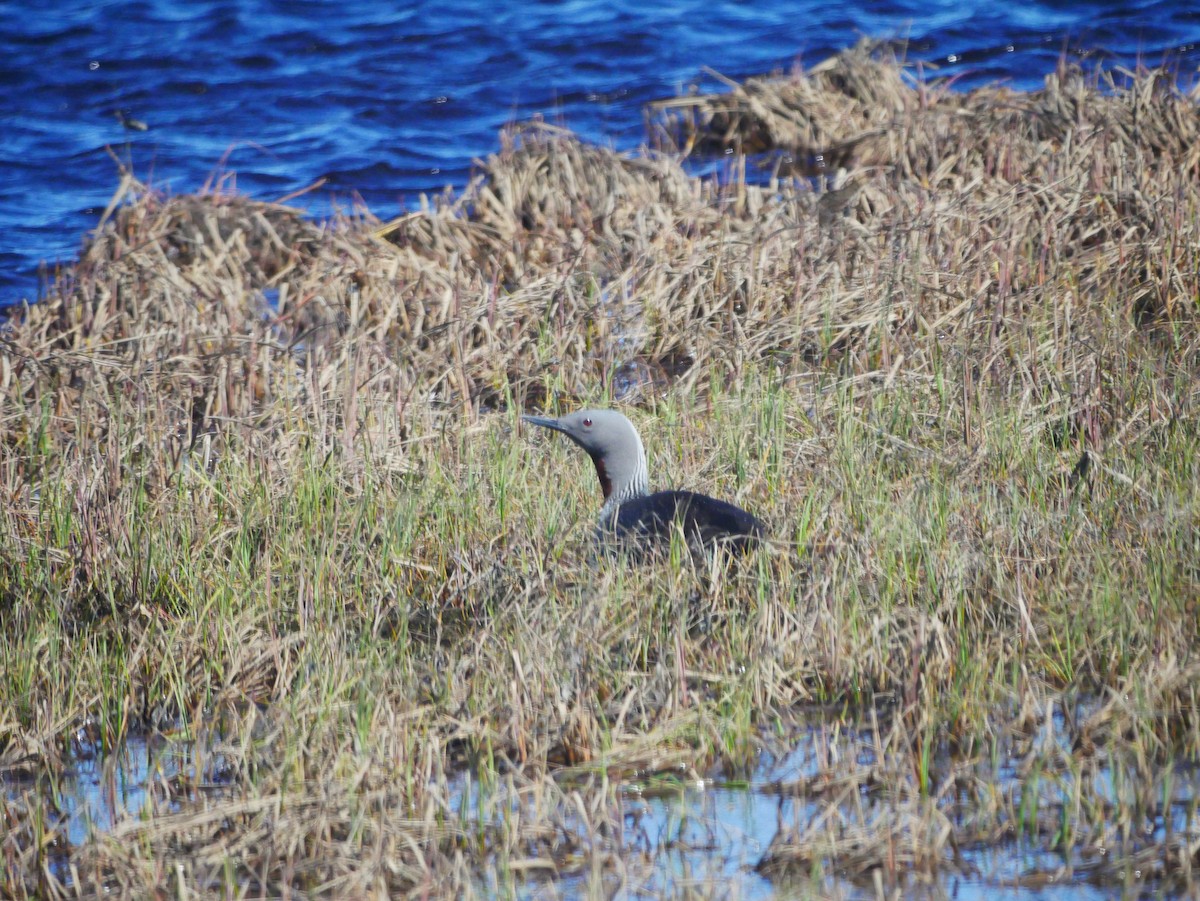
left=2, top=41, right=1198, bottom=898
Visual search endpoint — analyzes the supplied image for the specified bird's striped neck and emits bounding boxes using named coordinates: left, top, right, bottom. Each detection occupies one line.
left=598, top=447, right=649, bottom=522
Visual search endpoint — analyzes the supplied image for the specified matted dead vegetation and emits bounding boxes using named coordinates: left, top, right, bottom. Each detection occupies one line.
left=2, top=42, right=1199, bottom=899
left=654, top=38, right=1200, bottom=174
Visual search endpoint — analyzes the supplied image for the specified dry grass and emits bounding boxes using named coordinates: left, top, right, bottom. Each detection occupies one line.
left=2, top=42, right=1199, bottom=898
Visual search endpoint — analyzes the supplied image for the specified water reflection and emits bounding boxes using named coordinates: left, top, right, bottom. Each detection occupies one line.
left=5, top=704, right=1197, bottom=899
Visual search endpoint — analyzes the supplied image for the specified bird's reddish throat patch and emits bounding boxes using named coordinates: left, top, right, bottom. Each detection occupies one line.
left=589, top=453, right=613, bottom=500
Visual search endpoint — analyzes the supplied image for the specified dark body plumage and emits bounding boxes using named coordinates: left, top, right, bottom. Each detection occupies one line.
left=611, top=490, right=765, bottom=553
left=522, top=409, right=765, bottom=554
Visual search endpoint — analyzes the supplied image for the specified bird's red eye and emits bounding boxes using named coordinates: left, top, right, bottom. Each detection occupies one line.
left=583, top=417, right=593, bottom=427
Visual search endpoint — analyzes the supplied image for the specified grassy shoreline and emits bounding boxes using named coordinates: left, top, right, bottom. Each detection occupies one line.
left=3, top=41, right=1199, bottom=898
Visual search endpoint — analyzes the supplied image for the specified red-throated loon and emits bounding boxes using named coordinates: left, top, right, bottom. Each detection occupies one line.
left=522, top=409, right=765, bottom=553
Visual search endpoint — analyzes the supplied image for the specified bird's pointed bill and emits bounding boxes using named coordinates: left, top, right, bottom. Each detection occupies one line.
left=521, top=415, right=565, bottom=433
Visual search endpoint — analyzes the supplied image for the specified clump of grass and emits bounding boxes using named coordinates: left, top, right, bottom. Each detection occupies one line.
left=3, top=41, right=1200, bottom=899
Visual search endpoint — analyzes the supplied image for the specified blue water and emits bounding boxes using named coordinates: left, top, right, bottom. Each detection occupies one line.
left=3, top=0, right=1199, bottom=304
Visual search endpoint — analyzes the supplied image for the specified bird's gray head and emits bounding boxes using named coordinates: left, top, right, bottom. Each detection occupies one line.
left=522, top=409, right=650, bottom=511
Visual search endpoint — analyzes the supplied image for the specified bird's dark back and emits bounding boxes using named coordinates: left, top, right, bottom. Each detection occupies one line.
left=611, top=490, right=765, bottom=553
